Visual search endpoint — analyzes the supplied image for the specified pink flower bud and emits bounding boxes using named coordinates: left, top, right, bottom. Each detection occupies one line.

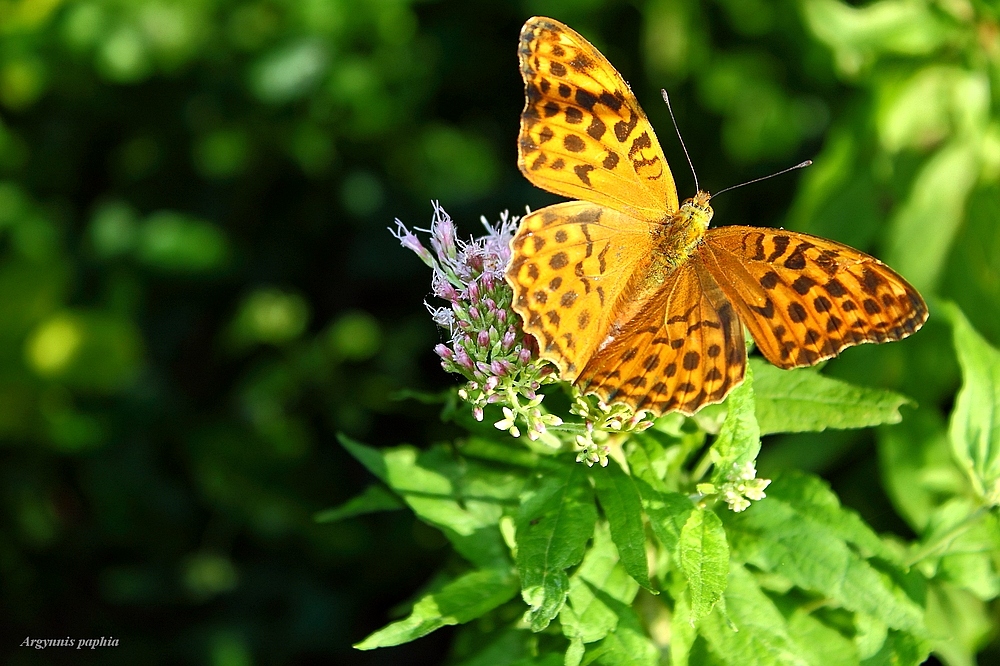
left=501, top=330, right=515, bottom=350
left=454, top=349, right=474, bottom=370
left=518, top=347, right=532, bottom=364
left=477, top=330, right=490, bottom=347
left=473, top=406, right=484, bottom=421
left=467, top=281, right=480, bottom=304
left=434, top=344, right=453, bottom=360
left=491, top=360, right=507, bottom=376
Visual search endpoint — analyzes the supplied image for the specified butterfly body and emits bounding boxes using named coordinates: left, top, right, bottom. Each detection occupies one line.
left=508, top=17, right=927, bottom=416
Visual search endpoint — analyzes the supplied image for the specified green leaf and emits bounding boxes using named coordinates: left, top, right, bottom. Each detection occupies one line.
left=679, top=507, right=729, bottom=620
left=313, top=483, right=404, bottom=522
left=786, top=609, right=858, bottom=666
left=590, top=598, right=659, bottom=666
left=699, top=563, right=809, bottom=666
left=632, top=476, right=693, bottom=558
left=668, top=588, right=696, bottom=666
left=560, top=523, right=639, bottom=645
left=917, top=498, right=1000, bottom=598
left=711, top=362, right=759, bottom=482
left=859, top=630, right=930, bottom=666
left=592, top=460, right=655, bottom=592
left=338, top=435, right=518, bottom=568
left=925, top=581, right=994, bottom=666
left=516, top=462, right=597, bottom=631
left=878, top=408, right=966, bottom=532
left=354, top=568, right=519, bottom=649
left=751, top=358, right=911, bottom=435
left=885, top=140, right=980, bottom=292
left=452, top=628, right=534, bottom=666
left=723, top=472, right=924, bottom=632
left=943, top=302, right=1000, bottom=504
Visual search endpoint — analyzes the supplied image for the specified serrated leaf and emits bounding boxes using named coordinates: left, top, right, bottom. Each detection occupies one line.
left=699, top=563, right=809, bottom=666
left=354, top=568, right=518, bottom=649
left=560, top=523, right=639, bottom=645
left=679, top=507, right=729, bottom=620
left=723, top=472, right=924, bottom=632
left=516, top=463, right=597, bottom=631
left=339, top=434, right=518, bottom=568
left=943, top=303, right=1000, bottom=504
left=751, top=358, right=911, bottom=435
left=632, top=476, right=692, bottom=561
left=313, top=483, right=403, bottom=523
left=593, top=460, right=655, bottom=592
left=711, top=363, right=759, bottom=483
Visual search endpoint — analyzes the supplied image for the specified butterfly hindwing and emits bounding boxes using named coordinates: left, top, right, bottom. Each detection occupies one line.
left=518, top=16, right=678, bottom=221
left=575, top=256, right=746, bottom=415
left=699, top=226, right=928, bottom=369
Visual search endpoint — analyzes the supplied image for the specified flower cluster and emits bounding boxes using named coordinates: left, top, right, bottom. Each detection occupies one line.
left=698, top=462, right=771, bottom=512
left=570, top=392, right=654, bottom=467
left=390, top=202, right=559, bottom=440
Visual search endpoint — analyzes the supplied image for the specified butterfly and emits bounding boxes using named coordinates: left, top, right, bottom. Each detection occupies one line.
left=505, top=16, right=927, bottom=416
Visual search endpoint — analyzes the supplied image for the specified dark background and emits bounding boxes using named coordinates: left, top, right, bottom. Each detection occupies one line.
left=0, top=0, right=996, bottom=663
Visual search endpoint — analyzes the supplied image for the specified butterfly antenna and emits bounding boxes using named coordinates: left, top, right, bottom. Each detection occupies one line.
left=713, top=160, right=813, bottom=198
left=661, top=90, right=699, bottom=192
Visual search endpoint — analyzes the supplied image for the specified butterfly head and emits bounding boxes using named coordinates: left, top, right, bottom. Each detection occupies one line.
left=673, top=190, right=714, bottom=252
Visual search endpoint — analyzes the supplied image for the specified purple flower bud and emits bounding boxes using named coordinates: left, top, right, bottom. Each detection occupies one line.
left=487, top=393, right=502, bottom=403
left=469, top=306, right=481, bottom=320
left=496, top=309, right=507, bottom=323
left=434, top=344, right=453, bottom=360
left=473, top=406, right=484, bottom=421
left=482, top=272, right=495, bottom=290
left=433, top=275, right=459, bottom=301
left=484, top=298, right=496, bottom=314
left=525, top=389, right=537, bottom=400
left=454, top=349, right=474, bottom=370
left=501, top=330, right=515, bottom=350
left=476, top=361, right=492, bottom=375
left=457, top=319, right=470, bottom=329
left=477, top=330, right=490, bottom=347
left=389, top=220, right=435, bottom=267
left=467, top=281, right=480, bottom=304
left=430, top=203, right=458, bottom=261
left=491, top=360, right=507, bottom=377
left=485, top=376, right=499, bottom=391
left=518, top=347, right=532, bottom=364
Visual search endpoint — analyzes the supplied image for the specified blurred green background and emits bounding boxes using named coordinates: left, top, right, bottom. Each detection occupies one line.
left=0, top=0, right=997, bottom=663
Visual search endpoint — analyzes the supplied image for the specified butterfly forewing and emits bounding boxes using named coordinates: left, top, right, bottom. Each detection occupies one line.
left=518, top=16, right=678, bottom=221
left=700, top=226, right=928, bottom=369
left=507, top=202, right=655, bottom=380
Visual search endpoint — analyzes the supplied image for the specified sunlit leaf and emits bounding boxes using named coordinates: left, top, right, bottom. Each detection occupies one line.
left=354, top=568, right=519, bottom=649
left=679, top=507, right=728, bottom=620
left=592, top=460, right=655, bottom=592
left=751, top=358, right=911, bottom=435
left=943, top=303, right=1000, bottom=504
left=515, top=462, right=596, bottom=631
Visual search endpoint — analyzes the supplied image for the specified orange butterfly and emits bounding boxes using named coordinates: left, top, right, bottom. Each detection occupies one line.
left=506, top=16, right=927, bottom=416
